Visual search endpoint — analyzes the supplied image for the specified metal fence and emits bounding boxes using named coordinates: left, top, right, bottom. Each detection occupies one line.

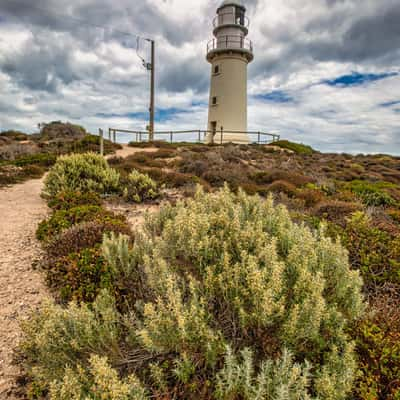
left=107, top=128, right=280, bottom=145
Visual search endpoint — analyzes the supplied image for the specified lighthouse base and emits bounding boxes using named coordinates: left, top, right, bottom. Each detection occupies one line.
left=205, top=130, right=249, bottom=144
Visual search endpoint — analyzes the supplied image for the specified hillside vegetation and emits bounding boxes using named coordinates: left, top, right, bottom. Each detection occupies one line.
left=4, top=133, right=399, bottom=399
left=0, top=122, right=121, bottom=187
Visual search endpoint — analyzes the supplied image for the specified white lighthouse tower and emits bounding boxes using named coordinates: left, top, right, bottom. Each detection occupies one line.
left=206, top=1, right=254, bottom=144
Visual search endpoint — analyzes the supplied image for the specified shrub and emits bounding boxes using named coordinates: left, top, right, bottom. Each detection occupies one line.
left=19, top=291, right=125, bottom=389
left=47, top=190, right=102, bottom=210
left=43, top=152, right=120, bottom=197
left=296, top=187, right=325, bottom=207
left=36, top=205, right=126, bottom=241
left=268, top=180, right=297, bottom=197
left=45, top=220, right=131, bottom=259
left=354, top=294, right=400, bottom=400
left=40, top=121, right=86, bottom=140
left=0, top=130, right=28, bottom=141
left=20, top=164, right=45, bottom=179
left=136, top=187, right=364, bottom=397
left=121, top=170, right=159, bottom=203
left=314, top=200, right=362, bottom=225
left=270, top=140, right=315, bottom=155
left=347, top=180, right=397, bottom=207
left=48, top=247, right=112, bottom=302
left=215, top=347, right=312, bottom=400
left=342, top=211, right=400, bottom=289
left=251, top=170, right=313, bottom=187
left=49, top=355, right=147, bottom=400
left=13, top=153, right=57, bottom=167
left=22, top=187, right=365, bottom=398
left=147, top=168, right=200, bottom=188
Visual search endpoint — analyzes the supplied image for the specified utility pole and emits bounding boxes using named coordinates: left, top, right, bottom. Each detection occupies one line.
left=148, top=39, right=155, bottom=141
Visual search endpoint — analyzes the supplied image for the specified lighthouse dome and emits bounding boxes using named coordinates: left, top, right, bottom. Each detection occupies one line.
left=218, top=1, right=246, bottom=11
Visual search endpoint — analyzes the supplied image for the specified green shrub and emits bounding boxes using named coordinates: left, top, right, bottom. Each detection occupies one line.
left=75, top=134, right=122, bottom=154
left=22, top=187, right=365, bottom=398
left=215, top=347, right=312, bottom=400
left=45, top=220, right=131, bottom=259
left=47, top=190, right=102, bottom=210
left=19, top=291, right=124, bottom=387
left=346, top=180, right=397, bottom=207
left=13, top=153, right=57, bottom=167
left=0, top=130, right=28, bottom=141
left=121, top=170, right=159, bottom=203
left=49, top=355, right=147, bottom=400
left=342, top=211, right=400, bottom=289
left=136, top=187, right=364, bottom=397
left=43, top=152, right=120, bottom=197
left=353, top=295, right=400, bottom=400
left=48, top=247, right=112, bottom=302
left=270, top=140, right=315, bottom=155
left=36, top=205, right=125, bottom=241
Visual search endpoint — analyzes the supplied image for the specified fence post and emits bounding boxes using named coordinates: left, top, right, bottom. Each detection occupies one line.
left=139, top=132, right=142, bottom=142
left=170, top=131, right=173, bottom=143
left=220, top=127, right=224, bottom=144
left=99, top=128, right=104, bottom=156
left=258, top=131, right=260, bottom=144
left=113, top=130, right=116, bottom=143
left=108, top=128, right=111, bottom=141
left=198, top=130, right=201, bottom=143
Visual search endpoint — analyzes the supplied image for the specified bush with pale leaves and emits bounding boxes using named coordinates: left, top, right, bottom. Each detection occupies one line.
left=21, top=186, right=364, bottom=399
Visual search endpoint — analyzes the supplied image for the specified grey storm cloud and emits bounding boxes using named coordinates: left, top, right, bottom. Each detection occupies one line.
left=0, top=0, right=399, bottom=153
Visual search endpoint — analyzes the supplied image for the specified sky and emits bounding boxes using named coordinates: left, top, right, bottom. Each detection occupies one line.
left=0, top=0, right=399, bottom=154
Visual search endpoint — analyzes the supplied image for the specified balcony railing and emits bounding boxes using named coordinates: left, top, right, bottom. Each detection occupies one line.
left=213, top=12, right=249, bottom=29
left=207, top=35, right=253, bottom=54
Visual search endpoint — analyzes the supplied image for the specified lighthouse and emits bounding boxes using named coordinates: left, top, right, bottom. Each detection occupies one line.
left=206, top=1, right=254, bottom=144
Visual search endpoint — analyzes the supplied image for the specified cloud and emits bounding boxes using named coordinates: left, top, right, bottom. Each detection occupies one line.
left=0, top=0, right=399, bottom=154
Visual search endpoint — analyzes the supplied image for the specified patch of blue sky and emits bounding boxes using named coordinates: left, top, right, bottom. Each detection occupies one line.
left=255, top=90, right=294, bottom=103
left=380, top=100, right=400, bottom=107
left=96, top=107, right=191, bottom=123
left=324, top=72, right=398, bottom=87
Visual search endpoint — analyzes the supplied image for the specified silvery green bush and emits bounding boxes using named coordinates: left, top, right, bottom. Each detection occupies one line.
left=21, top=186, right=364, bottom=399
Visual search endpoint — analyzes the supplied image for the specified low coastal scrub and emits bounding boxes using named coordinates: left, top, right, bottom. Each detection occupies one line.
left=0, top=122, right=121, bottom=187
left=5, top=135, right=399, bottom=398
left=43, top=152, right=160, bottom=202
left=270, top=140, right=315, bottom=155
left=43, top=153, right=120, bottom=197
left=21, top=187, right=364, bottom=399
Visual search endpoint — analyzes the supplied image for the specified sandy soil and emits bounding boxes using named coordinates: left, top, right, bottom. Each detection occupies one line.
left=107, top=144, right=159, bottom=159
left=0, top=177, right=49, bottom=399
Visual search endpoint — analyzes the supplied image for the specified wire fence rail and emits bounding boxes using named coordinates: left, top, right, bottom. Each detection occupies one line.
left=106, top=128, right=280, bottom=145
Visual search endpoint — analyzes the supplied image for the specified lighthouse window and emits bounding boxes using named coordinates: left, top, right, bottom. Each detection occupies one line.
left=235, top=7, right=245, bottom=25
left=212, top=96, right=218, bottom=105
left=214, top=65, right=220, bottom=74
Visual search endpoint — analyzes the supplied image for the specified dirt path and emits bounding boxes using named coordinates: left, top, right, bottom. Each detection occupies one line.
left=0, top=177, right=49, bottom=399
left=0, top=145, right=156, bottom=398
